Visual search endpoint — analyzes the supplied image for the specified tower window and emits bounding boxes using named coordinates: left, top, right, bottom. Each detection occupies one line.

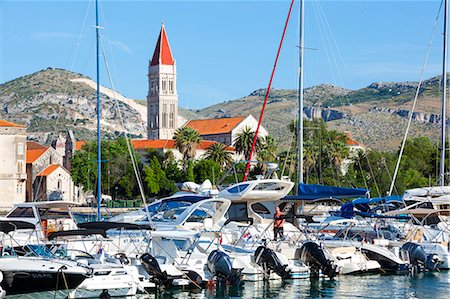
left=150, top=81, right=156, bottom=95
left=17, top=143, right=24, bottom=155
left=17, top=160, right=23, bottom=173
left=169, top=80, right=174, bottom=94
left=162, top=104, right=168, bottom=128
left=162, top=80, right=167, bottom=94
left=169, top=104, right=175, bottom=128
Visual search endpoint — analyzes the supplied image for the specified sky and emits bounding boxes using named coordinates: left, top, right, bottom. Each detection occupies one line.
left=0, top=0, right=446, bottom=109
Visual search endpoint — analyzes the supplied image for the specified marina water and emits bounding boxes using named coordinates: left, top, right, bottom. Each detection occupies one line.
left=18, top=271, right=450, bottom=299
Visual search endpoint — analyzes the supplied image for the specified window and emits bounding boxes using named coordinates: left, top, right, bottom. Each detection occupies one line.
left=162, top=80, right=167, bottom=94
left=162, top=104, right=168, bottom=128
left=227, top=184, right=249, bottom=194
left=169, top=104, right=175, bottom=128
left=7, top=207, right=35, bottom=218
left=169, top=113, right=174, bottom=128
left=17, top=160, right=23, bottom=173
left=151, top=81, right=156, bottom=95
left=57, top=179, right=62, bottom=190
left=227, top=203, right=248, bottom=220
left=17, top=143, right=24, bottom=155
left=169, top=80, right=174, bottom=94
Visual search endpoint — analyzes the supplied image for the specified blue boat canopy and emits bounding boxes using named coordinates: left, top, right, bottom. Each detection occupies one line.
left=283, top=183, right=369, bottom=201
left=352, top=195, right=402, bottom=205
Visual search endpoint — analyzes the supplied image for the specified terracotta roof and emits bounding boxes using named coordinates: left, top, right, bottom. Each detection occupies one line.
left=185, top=117, right=245, bottom=135
left=75, top=141, right=86, bottom=150
left=27, top=141, right=47, bottom=150
left=132, top=139, right=234, bottom=151
left=347, top=138, right=360, bottom=146
left=150, top=23, right=174, bottom=66
left=37, top=164, right=60, bottom=177
left=26, top=148, right=48, bottom=164
left=0, top=120, right=25, bottom=128
left=344, top=133, right=363, bottom=147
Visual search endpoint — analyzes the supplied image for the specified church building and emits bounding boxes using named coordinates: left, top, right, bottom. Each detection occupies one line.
left=147, top=23, right=178, bottom=140
left=144, top=23, right=267, bottom=158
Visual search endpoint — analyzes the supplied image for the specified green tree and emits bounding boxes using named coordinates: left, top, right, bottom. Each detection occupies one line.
left=70, top=138, right=140, bottom=199
left=143, top=156, right=177, bottom=196
left=258, top=135, right=278, bottom=162
left=186, top=160, right=195, bottom=182
left=194, top=159, right=221, bottom=184
left=204, top=143, right=233, bottom=170
left=233, top=126, right=260, bottom=160
left=173, top=127, right=202, bottom=168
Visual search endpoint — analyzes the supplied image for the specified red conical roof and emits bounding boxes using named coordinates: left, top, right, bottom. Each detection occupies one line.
left=150, top=23, right=174, bottom=66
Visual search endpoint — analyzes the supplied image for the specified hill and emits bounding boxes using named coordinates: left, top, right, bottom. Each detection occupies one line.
left=0, top=68, right=444, bottom=150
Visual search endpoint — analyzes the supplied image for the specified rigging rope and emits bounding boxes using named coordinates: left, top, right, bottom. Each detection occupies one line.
left=244, top=0, right=296, bottom=181
left=99, top=42, right=153, bottom=227
left=388, top=0, right=444, bottom=195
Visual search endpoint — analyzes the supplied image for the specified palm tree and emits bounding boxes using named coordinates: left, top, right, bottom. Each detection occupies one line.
left=324, top=131, right=349, bottom=173
left=258, top=135, right=278, bottom=162
left=204, top=143, right=234, bottom=170
left=233, top=126, right=260, bottom=160
left=173, top=127, right=202, bottom=168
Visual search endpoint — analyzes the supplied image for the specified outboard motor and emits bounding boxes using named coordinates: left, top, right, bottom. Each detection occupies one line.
left=254, top=246, right=291, bottom=279
left=297, top=242, right=337, bottom=278
left=400, top=242, right=439, bottom=273
left=207, top=250, right=243, bottom=287
left=140, top=253, right=173, bottom=288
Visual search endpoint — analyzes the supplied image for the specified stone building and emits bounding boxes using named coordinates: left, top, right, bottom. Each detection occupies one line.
left=26, top=141, right=63, bottom=201
left=147, top=23, right=178, bottom=140
left=0, top=120, right=27, bottom=209
left=33, top=164, right=75, bottom=202
left=184, top=115, right=268, bottom=146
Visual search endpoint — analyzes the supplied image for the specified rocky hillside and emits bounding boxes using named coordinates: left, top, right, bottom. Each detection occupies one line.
left=0, top=68, right=445, bottom=150
left=189, top=77, right=444, bottom=150
left=0, top=68, right=148, bottom=143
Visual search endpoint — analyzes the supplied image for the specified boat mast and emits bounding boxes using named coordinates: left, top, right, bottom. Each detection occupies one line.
left=440, top=0, right=448, bottom=187
left=297, top=0, right=305, bottom=194
left=96, top=0, right=102, bottom=221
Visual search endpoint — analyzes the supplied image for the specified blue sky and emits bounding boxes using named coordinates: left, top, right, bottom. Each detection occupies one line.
left=0, top=0, right=445, bottom=109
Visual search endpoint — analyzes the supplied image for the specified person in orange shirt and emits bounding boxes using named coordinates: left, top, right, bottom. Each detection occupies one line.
left=273, top=206, right=285, bottom=241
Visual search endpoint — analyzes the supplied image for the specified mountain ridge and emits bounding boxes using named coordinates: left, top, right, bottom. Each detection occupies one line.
left=0, top=68, right=444, bottom=150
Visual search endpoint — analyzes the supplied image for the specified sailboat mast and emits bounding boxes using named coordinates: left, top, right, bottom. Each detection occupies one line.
left=96, top=0, right=102, bottom=221
left=297, top=0, right=305, bottom=194
left=440, top=0, right=448, bottom=187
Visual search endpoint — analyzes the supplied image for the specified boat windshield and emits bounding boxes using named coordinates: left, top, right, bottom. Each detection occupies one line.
left=144, top=200, right=195, bottom=222
left=24, top=244, right=55, bottom=258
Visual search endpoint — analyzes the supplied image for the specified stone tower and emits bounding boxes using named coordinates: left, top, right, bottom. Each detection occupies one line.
left=147, top=23, right=178, bottom=140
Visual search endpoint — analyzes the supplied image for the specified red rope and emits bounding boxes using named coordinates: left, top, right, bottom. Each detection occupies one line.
left=243, top=0, right=296, bottom=181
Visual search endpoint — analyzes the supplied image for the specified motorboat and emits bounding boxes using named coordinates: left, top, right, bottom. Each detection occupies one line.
left=68, top=263, right=138, bottom=298
left=0, top=251, right=91, bottom=296
left=0, top=201, right=80, bottom=245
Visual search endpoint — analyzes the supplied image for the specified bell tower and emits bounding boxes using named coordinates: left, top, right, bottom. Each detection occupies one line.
left=147, top=23, right=178, bottom=140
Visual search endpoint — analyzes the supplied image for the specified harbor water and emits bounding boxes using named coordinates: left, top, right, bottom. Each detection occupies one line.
left=13, top=271, right=450, bottom=299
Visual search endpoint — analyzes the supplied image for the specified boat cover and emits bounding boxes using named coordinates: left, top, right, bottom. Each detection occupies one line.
left=283, top=183, right=368, bottom=201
